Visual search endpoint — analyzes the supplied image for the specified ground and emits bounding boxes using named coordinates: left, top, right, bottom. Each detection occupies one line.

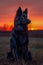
left=0, top=36, right=43, bottom=65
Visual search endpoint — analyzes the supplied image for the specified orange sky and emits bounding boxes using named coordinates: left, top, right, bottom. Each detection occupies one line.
left=0, top=0, right=43, bottom=31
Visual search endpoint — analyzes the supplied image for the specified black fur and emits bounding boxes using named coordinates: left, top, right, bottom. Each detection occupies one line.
left=7, top=7, right=32, bottom=62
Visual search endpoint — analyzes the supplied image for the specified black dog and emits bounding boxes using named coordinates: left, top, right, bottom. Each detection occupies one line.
left=7, top=7, right=32, bottom=62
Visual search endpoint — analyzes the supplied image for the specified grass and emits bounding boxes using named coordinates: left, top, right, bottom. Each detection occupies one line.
left=0, top=36, right=43, bottom=65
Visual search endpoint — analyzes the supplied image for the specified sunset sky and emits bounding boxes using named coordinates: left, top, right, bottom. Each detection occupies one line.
left=0, top=0, right=43, bottom=31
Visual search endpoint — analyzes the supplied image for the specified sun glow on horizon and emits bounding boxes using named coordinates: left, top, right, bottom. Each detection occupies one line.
left=0, top=20, right=43, bottom=31
left=0, top=16, right=43, bottom=31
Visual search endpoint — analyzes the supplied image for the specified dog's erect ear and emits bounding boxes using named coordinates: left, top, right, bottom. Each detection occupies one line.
left=14, top=7, right=22, bottom=22
left=16, top=7, right=22, bottom=17
left=23, top=8, right=28, bottom=16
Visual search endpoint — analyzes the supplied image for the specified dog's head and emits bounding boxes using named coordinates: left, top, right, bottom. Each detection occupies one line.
left=14, top=7, right=31, bottom=29
left=15, top=7, right=31, bottom=23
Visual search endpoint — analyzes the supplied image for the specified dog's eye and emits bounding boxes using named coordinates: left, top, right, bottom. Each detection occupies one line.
left=21, top=14, right=26, bottom=18
left=23, top=15, right=26, bottom=18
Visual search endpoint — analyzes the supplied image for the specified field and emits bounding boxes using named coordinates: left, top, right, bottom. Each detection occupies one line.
left=0, top=36, right=43, bottom=65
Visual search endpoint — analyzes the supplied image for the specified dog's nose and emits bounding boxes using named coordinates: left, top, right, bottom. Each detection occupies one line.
left=27, top=19, right=31, bottom=24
